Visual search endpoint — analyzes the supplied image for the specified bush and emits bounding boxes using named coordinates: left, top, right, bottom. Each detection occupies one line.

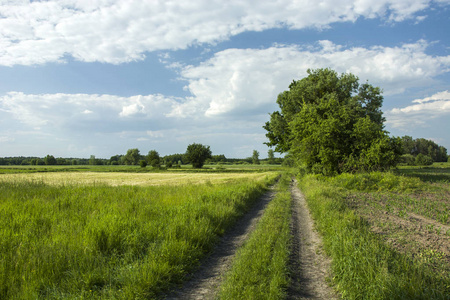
left=139, top=160, right=147, bottom=168
left=415, top=153, right=433, bottom=166
left=147, top=150, right=161, bottom=168
left=400, top=154, right=416, bottom=165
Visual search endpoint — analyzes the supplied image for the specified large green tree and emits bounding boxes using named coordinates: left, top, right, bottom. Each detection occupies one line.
left=185, top=143, right=212, bottom=168
left=264, top=68, right=401, bottom=174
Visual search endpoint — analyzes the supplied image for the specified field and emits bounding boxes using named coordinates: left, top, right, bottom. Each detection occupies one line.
left=0, top=167, right=279, bottom=299
left=0, top=171, right=274, bottom=186
left=1, top=163, right=449, bottom=299
left=0, top=164, right=283, bottom=174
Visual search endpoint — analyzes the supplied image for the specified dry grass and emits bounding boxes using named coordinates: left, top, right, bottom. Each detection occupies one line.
left=0, top=171, right=276, bottom=187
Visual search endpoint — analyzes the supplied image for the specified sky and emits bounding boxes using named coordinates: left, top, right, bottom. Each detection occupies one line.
left=0, top=0, right=449, bottom=159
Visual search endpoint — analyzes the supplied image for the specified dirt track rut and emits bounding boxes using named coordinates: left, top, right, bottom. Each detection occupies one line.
left=287, top=180, right=339, bottom=299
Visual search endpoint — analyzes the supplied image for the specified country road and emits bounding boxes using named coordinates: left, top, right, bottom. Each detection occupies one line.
left=165, top=180, right=339, bottom=299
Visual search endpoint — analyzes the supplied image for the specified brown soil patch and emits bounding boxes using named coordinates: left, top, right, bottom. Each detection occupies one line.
left=164, top=187, right=277, bottom=299
left=355, top=198, right=450, bottom=265
left=287, top=180, right=339, bottom=300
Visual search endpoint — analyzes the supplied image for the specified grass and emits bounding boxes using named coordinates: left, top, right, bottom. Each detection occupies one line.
left=0, top=172, right=279, bottom=299
left=298, top=166, right=450, bottom=299
left=218, top=173, right=292, bottom=299
left=4, top=162, right=448, bottom=299
left=394, top=162, right=450, bottom=183
left=0, top=164, right=284, bottom=174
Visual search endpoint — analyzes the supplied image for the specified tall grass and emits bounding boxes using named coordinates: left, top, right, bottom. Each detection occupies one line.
left=219, top=173, right=292, bottom=299
left=0, top=174, right=278, bottom=299
left=298, top=174, right=449, bottom=299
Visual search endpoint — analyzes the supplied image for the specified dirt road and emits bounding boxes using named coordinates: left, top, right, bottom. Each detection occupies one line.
left=166, top=180, right=338, bottom=299
left=287, top=180, right=339, bottom=299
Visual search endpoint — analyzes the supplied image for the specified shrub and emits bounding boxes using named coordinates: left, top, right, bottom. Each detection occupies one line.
left=415, top=153, right=433, bottom=166
left=400, top=154, right=416, bottom=165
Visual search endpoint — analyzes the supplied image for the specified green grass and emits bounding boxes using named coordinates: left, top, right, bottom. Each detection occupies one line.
left=394, top=162, right=450, bottom=183
left=219, top=173, right=292, bottom=299
left=298, top=172, right=450, bottom=299
left=0, top=173, right=278, bottom=299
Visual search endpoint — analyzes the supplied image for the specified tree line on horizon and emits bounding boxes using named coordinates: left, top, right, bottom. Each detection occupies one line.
left=0, top=145, right=283, bottom=167
left=0, top=135, right=445, bottom=168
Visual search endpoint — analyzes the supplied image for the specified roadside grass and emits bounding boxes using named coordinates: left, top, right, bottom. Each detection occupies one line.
left=298, top=169, right=450, bottom=299
left=219, top=173, right=292, bottom=299
left=0, top=173, right=278, bottom=299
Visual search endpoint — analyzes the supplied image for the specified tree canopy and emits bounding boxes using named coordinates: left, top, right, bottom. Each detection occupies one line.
left=44, top=155, right=57, bottom=165
left=123, top=148, right=141, bottom=165
left=185, top=143, right=212, bottom=168
left=147, top=150, right=161, bottom=168
left=252, top=150, right=260, bottom=165
left=264, top=68, right=401, bottom=174
left=400, top=136, right=447, bottom=162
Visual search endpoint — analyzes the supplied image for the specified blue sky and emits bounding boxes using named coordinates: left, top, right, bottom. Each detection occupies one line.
left=1, top=0, right=449, bottom=159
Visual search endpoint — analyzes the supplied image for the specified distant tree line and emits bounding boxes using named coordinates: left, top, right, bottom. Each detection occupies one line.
left=0, top=156, right=103, bottom=166
left=1, top=147, right=283, bottom=167
left=399, top=136, right=448, bottom=166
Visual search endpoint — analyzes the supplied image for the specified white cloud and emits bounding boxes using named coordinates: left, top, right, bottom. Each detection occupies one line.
left=1, top=38, right=449, bottom=157
left=386, top=90, right=450, bottom=128
left=146, top=130, right=165, bottom=138
left=0, top=92, right=179, bottom=129
left=411, top=90, right=450, bottom=104
left=170, top=40, right=450, bottom=117
left=0, top=0, right=443, bottom=66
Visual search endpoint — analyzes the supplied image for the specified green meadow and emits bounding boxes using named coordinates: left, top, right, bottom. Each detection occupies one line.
left=2, top=163, right=450, bottom=299
left=0, top=169, right=278, bottom=299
